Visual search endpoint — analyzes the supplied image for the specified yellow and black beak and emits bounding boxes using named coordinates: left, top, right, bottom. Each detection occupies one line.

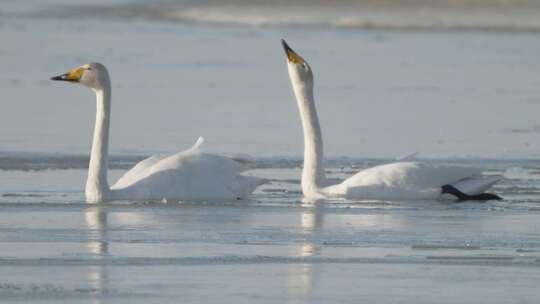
left=281, top=39, right=305, bottom=64
left=51, top=66, right=85, bottom=82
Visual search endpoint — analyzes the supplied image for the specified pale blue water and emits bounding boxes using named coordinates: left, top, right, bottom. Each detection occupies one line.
left=1, top=1, right=540, bottom=303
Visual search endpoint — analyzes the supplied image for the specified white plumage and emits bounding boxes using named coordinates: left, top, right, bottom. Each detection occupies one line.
left=281, top=39, right=499, bottom=201
left=322, top=161, right=498, bottom=200
left=52, top=63, right=265, bottom=202
left=111, top=137, right=264, bottom=201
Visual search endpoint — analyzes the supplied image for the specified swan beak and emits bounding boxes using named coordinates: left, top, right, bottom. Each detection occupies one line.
left=281, top=39, right=305, bottom=64
left=51, top=66, right=85, bottom=82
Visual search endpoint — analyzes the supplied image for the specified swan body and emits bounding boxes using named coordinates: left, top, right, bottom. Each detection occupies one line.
left=281, top=40, right=500, bottom=201
left=52, top=63, right=265, bottom=202
left=305, top=161, right=500, bottom=200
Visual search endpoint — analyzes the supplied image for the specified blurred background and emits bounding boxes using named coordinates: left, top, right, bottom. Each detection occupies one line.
left=1, top=0, right=540, bottom=158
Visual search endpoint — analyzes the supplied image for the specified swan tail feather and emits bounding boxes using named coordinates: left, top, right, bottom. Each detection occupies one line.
left=191, top=137, right=205, bottom=150
left=231, top=154, right=258, bottom=172
left=235, top=175, right=268, bottom=199
left=441, top=184, right=502, bottom=201
left=451, top=175, right=501, bottom=195
left=442, top=175, right=502, bottom=201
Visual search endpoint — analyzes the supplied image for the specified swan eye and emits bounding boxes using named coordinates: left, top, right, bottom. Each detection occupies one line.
left=302, top=63, right=309, bottom=70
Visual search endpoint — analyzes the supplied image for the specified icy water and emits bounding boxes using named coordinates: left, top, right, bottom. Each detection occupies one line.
left=1, top=0, right=540, bottom=303
left=0, top=157, right=539, bottom=303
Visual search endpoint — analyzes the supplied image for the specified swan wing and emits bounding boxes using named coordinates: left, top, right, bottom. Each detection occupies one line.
left=337, top=162, right=485, bottom=200
left=342, top=162, right=479, bottom=188
left=112, top=154, right=167, bottom=189
left=111, top=137, right=265, bottom=200
left=112, top=137, right=204, bottom=190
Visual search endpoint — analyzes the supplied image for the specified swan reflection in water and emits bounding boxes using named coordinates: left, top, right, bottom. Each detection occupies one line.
left=287, top=203, right=324, bottom=303
left=285, top=199, right=409, bottom=303
left=84, top=205, right=110, bottom=300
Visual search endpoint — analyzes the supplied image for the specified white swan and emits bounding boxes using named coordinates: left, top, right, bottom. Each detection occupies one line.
left=281, top=40, right=501, bottom=201
left=51, top=62, right=266, bottom=203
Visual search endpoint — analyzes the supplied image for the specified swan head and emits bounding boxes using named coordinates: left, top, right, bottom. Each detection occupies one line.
left=281, top=39, right=313, bottom=89
left=51, top=62, right=109, bottom=91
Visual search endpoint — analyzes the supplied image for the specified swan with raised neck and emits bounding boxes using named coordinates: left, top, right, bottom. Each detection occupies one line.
left=282, top=40, right=329, bottom=198
left=281, top=40, right=501, bottom=201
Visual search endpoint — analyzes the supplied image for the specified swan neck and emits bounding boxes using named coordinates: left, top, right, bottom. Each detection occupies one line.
left=86, top=85, right=111, bottom=202
left=293, top=80, right=326, bottom=195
